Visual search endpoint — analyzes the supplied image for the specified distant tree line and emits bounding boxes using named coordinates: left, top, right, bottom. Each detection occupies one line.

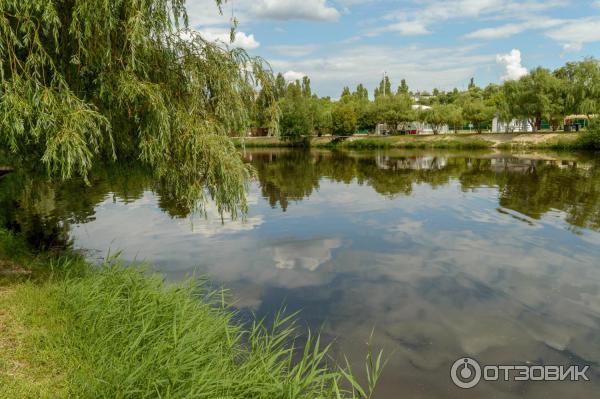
left=253, top=59, right=600, bottom=141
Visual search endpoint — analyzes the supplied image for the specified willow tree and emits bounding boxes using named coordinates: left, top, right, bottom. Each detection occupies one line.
left=0, top=0, right=276, bottom=216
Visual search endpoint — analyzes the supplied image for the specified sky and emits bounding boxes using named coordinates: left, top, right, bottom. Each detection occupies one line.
left=187, top=0, right=600, bottom=98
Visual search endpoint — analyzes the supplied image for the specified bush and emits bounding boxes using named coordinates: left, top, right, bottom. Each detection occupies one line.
left=573, top=120, right=600, bottom=150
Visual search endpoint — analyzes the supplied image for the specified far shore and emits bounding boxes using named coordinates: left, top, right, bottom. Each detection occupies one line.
left=232, top=131, right=585, bottom=150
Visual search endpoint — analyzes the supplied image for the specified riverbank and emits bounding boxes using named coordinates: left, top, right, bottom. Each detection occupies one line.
left=234, top=132, right=588, bottom=150
left=0, top=229, right=376, bottom=398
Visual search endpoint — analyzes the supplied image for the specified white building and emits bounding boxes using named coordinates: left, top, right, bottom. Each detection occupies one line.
left=411, top=105, right=449, bottom=134
left=492, top=117, right=532, bottom=133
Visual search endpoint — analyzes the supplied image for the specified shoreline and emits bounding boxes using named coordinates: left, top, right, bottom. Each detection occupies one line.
left=233, top=132, right=587, bottom=150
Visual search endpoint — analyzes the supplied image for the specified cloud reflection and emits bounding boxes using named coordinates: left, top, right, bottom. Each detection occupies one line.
left=273, top=238, right=342, bottom=271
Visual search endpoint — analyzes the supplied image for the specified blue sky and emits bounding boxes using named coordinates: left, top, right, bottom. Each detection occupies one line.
left=187, top=0, right=600, bottom=97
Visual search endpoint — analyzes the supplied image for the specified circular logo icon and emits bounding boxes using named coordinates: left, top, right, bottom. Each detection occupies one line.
left=451, top=357, right=482, bottom=389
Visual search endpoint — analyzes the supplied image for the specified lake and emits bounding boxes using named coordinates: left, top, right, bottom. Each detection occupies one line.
left=2, top=148, right=600, bottom=398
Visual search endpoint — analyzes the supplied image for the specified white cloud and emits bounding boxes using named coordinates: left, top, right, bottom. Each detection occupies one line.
left=185, top=0, right=341, bottom=26
left=466, top=24, right=527, bottom=40
left=496, top=49, right=528, bottom=81
left=252, top=0, right=340, bottom=22
left=546, top=17, right=600, bottom=53
left=465, top=18, right=563, bottom=40
left=369, top=20, right=430, bottom=36
left=561, top=43, right=583, bottom=53
left=374, top=0, right=566, bottom=38
left=283, top=70, right=307, bottom=81
left=272, top=44, right=495, bottom=96
left=196, top=28, right=260, bottom=49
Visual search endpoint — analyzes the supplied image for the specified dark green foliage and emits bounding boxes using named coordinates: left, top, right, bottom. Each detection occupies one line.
left=573, top=120, right=600, bottom=150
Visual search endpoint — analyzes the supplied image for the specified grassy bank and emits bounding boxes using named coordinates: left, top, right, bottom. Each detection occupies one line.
left=234, top=132, right=600, bottom=151
left=321, top=136, right=493, bottom=150
left=233, top=136, right=331, bottom=148
left=234, top=135, right=493, bottom=150
left=0, top=229, right=381, bottom=398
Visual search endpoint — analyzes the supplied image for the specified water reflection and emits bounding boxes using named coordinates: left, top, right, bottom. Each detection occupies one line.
left=248, top=149, right=600, bottom=231
left=2, top=149, right=600, bottom=398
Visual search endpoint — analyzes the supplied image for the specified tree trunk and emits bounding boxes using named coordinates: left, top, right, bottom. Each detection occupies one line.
left=529, top=118, right=537, bottom=132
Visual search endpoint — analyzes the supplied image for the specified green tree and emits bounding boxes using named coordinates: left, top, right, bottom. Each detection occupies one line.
left=507, top=68, right=562, bottom=131
left=397, top=79, right=409, bottom=95
left=425, top=104, right=463, bottom=134
left=422, top=106, right=444, bottom=135
left=279, top=82, right=313, bottom=141
left=357, top=103, right=379, bottom=132
left=468, top=78, right=477, bottom=91
left=374, top=93, right=413, bottom=133
left=445, top=104, right=465, bottom=133
left=331, top=103, right=357, bottom=136
left=486, top=84, right=513, bottom=132
left=340, top=86, right=352, bottom=101
left=548, top=76, right=568, bottom=131
left=312, top=97, right=333, bottom=136
left=461, top=96, right=494, bottom=133
left=374, top=75, right=392, bottom=99
left=253, top=87, right=281, bottom=134
left=353, top=84, right=369, bottom=101
left=274, top=73, right=287, bottom=99
left=555, top=58, right=600, bottom=117
left=302, top=76, right=312, bottom=98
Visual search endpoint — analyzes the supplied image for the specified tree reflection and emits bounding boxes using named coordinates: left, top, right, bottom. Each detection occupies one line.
left=250, top=150, right=321, bottom=211
left=248, top=149, right=600, bottom=231
left=1, top=149, right=600, bottom=251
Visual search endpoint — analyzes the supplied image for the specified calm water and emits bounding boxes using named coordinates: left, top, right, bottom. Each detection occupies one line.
left=2, top=149, right=600, bottom=398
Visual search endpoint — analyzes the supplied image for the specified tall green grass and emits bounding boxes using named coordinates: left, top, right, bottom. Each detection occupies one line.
left=58, top=266, right=384, bottom=397
left=2, top=261, right=383, bottom=398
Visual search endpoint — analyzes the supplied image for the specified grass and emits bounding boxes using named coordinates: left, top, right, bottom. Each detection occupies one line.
left=0, top=229, right=383, bottom=398
left=317, top=136, right=493, bottom=150
left=494, top=130, right=600, bottom=152
left=0, top=275, right=71, bottom=398
left=236, top=132, right=600, bottom=153
left=237, top=134, right=497, bottom=150
left=233, top=137, right=313, bottom=148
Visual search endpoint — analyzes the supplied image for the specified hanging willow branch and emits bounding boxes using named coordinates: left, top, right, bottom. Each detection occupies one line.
left=0, top=0, right=276, bottom=216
